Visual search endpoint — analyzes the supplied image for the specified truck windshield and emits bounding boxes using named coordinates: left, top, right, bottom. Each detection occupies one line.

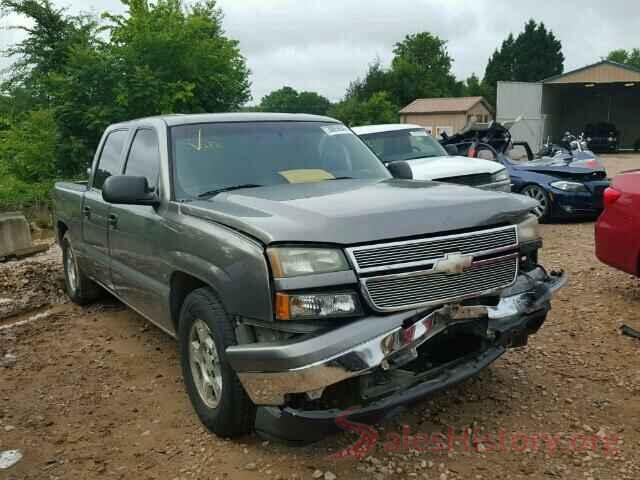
left=360, top=129, right=448, bottom=163
left=170, top=121, right=391, bottom=200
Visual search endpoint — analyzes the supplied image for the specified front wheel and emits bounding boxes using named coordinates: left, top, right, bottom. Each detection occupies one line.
left=179, top=287, right=255, bottom=437
left=521, top=185, right=551, bottom=222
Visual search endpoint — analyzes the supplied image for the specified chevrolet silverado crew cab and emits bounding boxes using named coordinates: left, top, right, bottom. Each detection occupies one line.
left=353, top=124, right=511, bottom=192
left=53, top=113, right=565, bottom=439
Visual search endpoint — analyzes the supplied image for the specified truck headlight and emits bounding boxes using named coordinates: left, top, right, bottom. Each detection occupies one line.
left=491, top=168, right=509, bottom=183
left=516, top=214, right=540, bottom=242
left=275, top=292, right=359, bottom=320
left=550, top=181, right=588, bottom=192
left=267, top=247, right=350, bottom=278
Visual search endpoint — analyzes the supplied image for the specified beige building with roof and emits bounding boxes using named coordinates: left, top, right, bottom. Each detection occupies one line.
left=399, top=97, right=494, bottom=136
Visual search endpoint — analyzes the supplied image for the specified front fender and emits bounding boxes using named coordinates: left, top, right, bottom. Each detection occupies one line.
left=163, top=211, right=274, bottom=322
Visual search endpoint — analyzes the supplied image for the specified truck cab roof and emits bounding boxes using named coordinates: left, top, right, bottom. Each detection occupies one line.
left=109, top=112, right=340, bottom=129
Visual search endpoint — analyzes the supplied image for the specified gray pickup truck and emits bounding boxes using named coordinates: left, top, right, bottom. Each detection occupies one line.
left=53, top=113, right=565, bottom=440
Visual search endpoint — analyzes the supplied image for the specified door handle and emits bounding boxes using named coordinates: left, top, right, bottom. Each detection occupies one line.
left=82, top=206, right=91, bottom=218
left=107, top=214, right=118, bottom=228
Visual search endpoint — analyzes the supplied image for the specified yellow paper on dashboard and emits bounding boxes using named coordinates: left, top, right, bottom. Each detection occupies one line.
left=279, top=169, right=335, bottom=183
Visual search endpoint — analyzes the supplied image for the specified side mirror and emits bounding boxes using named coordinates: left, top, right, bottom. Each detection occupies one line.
left=445, top=144, right=458, bottom=156
left=387, top=161, right=413, bottom=180
left=102, top=176, right=159, bottom=206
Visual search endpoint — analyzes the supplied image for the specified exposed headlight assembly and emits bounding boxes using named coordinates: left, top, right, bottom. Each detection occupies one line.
left=516, top=214, right=541, bottom=243
left=275, top=292, right=359, bottom=320
left=550, top=181, right=588, bottom=193
left=491, top=168, right=510, bottom=183
left=267, top=247, right=359, bottom=320
left=267, top=247, right=350, bottom=278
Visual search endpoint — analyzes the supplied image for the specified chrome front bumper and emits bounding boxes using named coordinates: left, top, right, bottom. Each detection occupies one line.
left=227, top=267, right=566, bottom=406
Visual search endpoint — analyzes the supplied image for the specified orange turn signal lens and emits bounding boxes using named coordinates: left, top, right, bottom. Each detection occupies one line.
left=267, top=249, right=285, bottom=278
left=275, top=292, right=291, bottom=320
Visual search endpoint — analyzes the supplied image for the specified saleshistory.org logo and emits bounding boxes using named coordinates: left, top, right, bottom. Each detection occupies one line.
left=329, top=410, right=621, bottom=460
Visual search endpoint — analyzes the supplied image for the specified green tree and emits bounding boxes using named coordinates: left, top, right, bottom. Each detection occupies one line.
left=0, top=109, right=60, bottom=208
left=346, top=58, right=395, bottom=102
left=1, top=0, right=98, bottom=103
left=512, top=20, right=564, bottom=82
left=0, top=109, right=60, bottom=182
left=389, top=33, right=459, bottom=106
left=607, top=49, right=640, bottom=69
left=0, top=0, right=252, bottom=209
left=483, top=21, right=563, bottom=105
left=329, top=91, right=398, bottom=126
left=104, top=0, right=251, bottom=117
left=259, top=86, right=331, bottom=115
left=483, top=34, right=515, bottom=105
left=343, top=33, right=460, bottom=108
left=463, top=73, right=487, bottom=97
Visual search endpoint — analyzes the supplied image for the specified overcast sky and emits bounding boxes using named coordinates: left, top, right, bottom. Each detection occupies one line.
left=1, top=0, right=638, bottom=103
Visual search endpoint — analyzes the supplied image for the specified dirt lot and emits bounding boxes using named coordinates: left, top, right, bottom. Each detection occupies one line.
left=2, top=154, right=640, bottom=480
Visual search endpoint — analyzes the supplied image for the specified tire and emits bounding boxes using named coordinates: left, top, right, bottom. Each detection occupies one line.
left=62, top=233, right=101, bottom=305
left=521, top=184, right=551, bottom=222
left=179, top=287, right=255, bottom=437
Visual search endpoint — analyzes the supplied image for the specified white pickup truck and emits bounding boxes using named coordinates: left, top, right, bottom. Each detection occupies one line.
left=353, top=124, right=511, bottom=192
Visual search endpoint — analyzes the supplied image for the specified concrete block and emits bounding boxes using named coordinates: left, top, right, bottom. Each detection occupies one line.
left=0, top=212, right=33, bottom=258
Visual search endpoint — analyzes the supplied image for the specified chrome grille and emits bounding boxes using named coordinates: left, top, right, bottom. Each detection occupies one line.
left=363, top=255, right=518, bottom=311
left=347, top=225, right=517, bottom=273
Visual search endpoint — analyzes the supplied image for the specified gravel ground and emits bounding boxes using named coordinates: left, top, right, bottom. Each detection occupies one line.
left=1, top=154, right=639, bottom=480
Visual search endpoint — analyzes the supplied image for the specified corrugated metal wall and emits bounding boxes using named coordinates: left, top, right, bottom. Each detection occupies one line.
left=497, top=82, right=547, bottom=151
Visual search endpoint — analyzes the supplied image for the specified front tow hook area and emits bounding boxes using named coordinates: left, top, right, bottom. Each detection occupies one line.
left=247, top=267, right=567, bottom=444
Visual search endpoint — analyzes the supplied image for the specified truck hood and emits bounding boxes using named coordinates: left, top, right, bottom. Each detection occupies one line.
left=402, top=156, right=504, bottom=181
left=180, top=179, right=536, bottom=245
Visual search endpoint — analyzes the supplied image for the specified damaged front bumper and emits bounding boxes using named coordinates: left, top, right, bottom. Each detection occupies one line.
left=226, top=267, right=566, bottom=408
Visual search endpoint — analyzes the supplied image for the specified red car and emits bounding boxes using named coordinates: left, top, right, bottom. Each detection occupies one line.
left=595, top=170, right=640, bottom=276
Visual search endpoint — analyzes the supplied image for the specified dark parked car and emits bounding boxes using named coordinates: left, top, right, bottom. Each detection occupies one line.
left=585, top=122, right=619, bottom=153
left=53, top=113, right=564, bottom=441
left=441, top=122, right=609, bottom=222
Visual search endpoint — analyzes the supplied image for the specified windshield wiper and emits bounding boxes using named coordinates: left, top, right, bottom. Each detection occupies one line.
left=197, top=184, right=264, bottom=199
left=328, top=176, right=354, bottom=180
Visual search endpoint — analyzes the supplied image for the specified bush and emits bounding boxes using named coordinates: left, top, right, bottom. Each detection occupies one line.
left=0, top=175, right=54, bottom=212
left=0, top=109, right=60, bottom=183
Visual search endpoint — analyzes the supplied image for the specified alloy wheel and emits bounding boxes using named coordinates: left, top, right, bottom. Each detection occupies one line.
left=523, top=186, right=548, bottom=218
left=188, top=319, right=223, bottom=408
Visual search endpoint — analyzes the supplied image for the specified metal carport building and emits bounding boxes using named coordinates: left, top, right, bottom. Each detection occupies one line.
left=497, top=60, right=640, bottom=151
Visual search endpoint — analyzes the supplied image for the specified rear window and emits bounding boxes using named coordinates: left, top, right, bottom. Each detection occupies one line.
left=93, top=130, right=128, bottom=189
left=124, top=129, right=161, bottom=192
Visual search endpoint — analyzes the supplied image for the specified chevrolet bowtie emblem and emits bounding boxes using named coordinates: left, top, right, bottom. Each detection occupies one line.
left=432, top=252, right=473, bottom=275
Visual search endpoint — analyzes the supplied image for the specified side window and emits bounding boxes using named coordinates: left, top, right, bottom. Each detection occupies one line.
left=125, top=129, right=161, bottom=192
left=93, top=130, right=128, bottom=189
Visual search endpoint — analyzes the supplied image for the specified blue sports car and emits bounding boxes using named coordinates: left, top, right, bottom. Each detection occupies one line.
left=504, top=160, right=609, bottom=221
left=440, top=122, right=609, bottom=222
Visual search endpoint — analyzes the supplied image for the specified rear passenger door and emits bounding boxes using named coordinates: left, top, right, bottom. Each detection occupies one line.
left=108, top=128, right=168, bottom=328
left=80, top=129, right=128, bottom=288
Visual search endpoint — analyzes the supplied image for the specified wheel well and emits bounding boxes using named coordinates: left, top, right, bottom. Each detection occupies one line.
left=57, top=221, right=68, bottom=245
left=169, top=271, right=207, bottom=332
left=521, top=183, right=542, bottom=192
